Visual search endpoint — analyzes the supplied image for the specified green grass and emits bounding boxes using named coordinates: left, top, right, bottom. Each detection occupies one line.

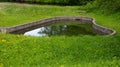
left=0, top=3, right=81, bottom=27
left=0, top=3, right=120, bottom=67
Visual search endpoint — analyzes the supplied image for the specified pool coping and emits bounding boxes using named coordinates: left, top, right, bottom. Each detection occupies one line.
left=0, top=16, right=116, bottom=35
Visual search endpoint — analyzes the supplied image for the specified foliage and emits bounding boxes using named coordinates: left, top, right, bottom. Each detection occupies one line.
left=86, top=0, right=120, bottom=13
left=0, top=0, right=94, bottom=5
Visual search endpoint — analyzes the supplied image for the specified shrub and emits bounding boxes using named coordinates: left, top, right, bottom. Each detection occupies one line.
left=86, top=0, right=120, bottom=13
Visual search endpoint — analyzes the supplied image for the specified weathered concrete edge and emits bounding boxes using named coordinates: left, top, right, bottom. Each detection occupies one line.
left=92, top=19, right=116, bottom=35
left=0, top=16, right=116, bottom=35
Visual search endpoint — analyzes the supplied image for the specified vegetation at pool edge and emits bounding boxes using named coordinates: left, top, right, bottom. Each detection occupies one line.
left=0, top=2, right=120, bottom=67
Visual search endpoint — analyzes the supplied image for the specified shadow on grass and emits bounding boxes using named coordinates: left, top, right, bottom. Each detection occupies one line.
left=0, top=1, right=83, bottom=6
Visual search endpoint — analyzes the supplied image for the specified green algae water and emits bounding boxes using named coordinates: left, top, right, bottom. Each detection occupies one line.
left=24, top=22, right=97, bottom=36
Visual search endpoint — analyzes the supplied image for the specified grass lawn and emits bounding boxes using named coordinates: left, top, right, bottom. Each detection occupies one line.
left=0, top=3, right=120, bottom=67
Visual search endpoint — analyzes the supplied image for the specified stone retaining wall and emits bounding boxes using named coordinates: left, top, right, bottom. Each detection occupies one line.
left=0, top=16, right=116, bottom=35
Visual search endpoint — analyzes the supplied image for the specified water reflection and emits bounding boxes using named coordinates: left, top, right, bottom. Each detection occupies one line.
left=24, top=23, right=97, bottom=36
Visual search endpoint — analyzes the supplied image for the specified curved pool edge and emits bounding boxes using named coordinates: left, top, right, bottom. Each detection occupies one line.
left=91, top=18, right=116, bottom=35
left=0, top=16, right=116, bottom=35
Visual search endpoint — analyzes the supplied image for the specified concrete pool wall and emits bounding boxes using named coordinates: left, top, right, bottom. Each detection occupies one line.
left=0, top=16, right=116, bottom=35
